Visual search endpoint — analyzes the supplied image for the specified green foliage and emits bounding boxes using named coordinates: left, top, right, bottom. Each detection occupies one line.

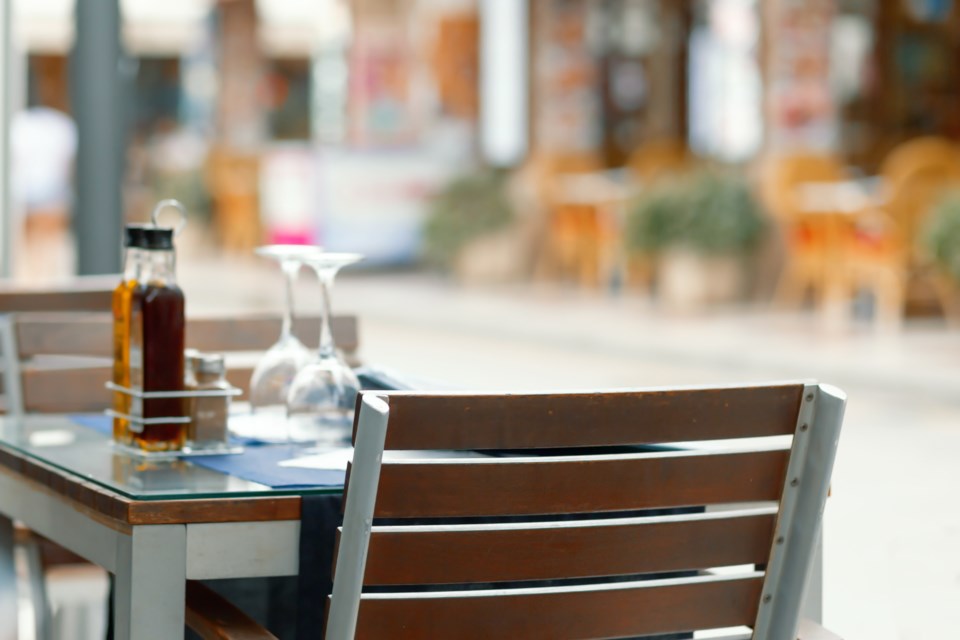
left=625, top=169, right=766, bottom=256
left=922, top=191, right=960, bottom=281
left=423, top=169, right=514, bottom=267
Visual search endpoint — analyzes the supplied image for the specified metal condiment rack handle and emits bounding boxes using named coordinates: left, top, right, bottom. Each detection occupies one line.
left=106, top=382, right=243, bottom=399
left=105, top=409, right=191, bottom=426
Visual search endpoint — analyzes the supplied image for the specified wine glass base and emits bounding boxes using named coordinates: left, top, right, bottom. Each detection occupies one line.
left=287, top=410, right=355, bottom=449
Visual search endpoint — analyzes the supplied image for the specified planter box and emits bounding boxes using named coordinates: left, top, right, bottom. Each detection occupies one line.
left=656, top=248, right=746, bottom=311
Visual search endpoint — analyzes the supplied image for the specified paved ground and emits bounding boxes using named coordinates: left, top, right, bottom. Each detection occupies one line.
left=181, top=254, right=960, bottom=640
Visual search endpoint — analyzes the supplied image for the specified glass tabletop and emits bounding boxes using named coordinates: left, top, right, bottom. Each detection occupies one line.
left=0, top=414, right=345, bottom=501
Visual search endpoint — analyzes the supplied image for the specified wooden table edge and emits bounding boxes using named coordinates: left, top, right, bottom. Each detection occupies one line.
left=0, top=442, right=310, bottom=527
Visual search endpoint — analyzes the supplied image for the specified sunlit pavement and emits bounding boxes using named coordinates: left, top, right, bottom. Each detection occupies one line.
left=179, top=254, right=960, bottom=640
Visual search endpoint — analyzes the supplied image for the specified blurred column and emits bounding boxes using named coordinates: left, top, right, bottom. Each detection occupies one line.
left=480, top=0, right=529, bottom=167
left=215, top=0, right=266, bottom=149
left=0, top=0, right=11, bottom=278
left=71, top=0, right=126, bottom=275
left=762, top=0, right=837, bottom=152
left=210, top=0, right=266, bottom=252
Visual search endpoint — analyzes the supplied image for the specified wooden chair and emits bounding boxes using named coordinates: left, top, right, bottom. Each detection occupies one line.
left=759, top=152, right=851, bottom=309
left=879, top=136, right=960, bottom=186
left=843, top=142, right=960, bottom=324
left=0, top=279, right=117, bottom=639
left=530, top=152, right=609, bottom=286
left=191, top=381, right=846, bottom=639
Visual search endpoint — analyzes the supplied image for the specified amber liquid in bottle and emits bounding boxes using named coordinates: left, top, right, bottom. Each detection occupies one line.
left=111, top=278, right=137, bottom=443
left=130, top=283, right=186, bottom=451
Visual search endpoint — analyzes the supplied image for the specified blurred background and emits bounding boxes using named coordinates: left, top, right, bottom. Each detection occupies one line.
left=2, top=0, right=960, bottom=638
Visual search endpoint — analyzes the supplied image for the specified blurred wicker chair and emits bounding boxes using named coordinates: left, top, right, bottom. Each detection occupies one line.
left=847, top=147, right=960, bottom=323
left=531, top=152, right=609, bottom=286
left=207, top=148, right=262, bottom=253
left=879, top=136, right=960, bottom=186
left=760, top=152, right=852, bottom=309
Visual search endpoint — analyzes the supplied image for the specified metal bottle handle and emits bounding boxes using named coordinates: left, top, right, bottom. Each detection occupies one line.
left=150, top=199, right=188, bottom=236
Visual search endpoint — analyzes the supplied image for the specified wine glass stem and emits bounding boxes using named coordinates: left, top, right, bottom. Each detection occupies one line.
left=280, top=261, right=299, bottom=341
left=317, top=271, right=336, bottom=359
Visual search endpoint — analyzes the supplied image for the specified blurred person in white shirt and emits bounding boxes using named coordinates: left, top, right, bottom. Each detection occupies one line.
left=11, top=106, right=77, bottom=281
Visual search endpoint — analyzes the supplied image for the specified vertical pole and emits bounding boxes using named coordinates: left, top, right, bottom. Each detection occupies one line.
left=0, top=515, right=17, bottom=640
left=0, top=0, right=12, bottom=278
left=71, top=0, right=125, bottom=275
left=480, top=0, right=529, bottom=167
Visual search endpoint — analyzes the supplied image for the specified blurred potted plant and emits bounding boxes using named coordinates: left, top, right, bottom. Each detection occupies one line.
left=921, top=190, right=960, bottom=320
left=423, top=168, right=520, bottom=282
left=624, top=169, right=766, bottom=308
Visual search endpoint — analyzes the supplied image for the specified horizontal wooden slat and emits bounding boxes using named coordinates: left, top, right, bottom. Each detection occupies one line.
left=0, top=276, right=117, bottom=313
left=20, top=363, right=255, bottom=413
left=357, top=509, right=777, bottom=585
left=351, top=574, right=763, bottom=639
left=376, top=384, right=804, bottom=450
left=15, top=313, right=112, bottom=358
left=371, top=449, right=789, bottom=518
left=23, top=364, right=111, bottom=413
left=16, top=313, right=358, bottom=358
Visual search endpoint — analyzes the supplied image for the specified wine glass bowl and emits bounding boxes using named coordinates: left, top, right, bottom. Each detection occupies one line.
left=285, top=252, right=363, bottom=446
left=247, top=245, right=325, bottom=426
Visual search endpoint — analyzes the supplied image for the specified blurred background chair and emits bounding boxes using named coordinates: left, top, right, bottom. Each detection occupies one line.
left=207, top=148, right=262, bottom=254
left=531, top=152, right=607, bottom=286
left=843, top=138, right=960, bottom=325
left=0, top=295, right=359, bottom=639
left=760, top=152, right=851, bottom=310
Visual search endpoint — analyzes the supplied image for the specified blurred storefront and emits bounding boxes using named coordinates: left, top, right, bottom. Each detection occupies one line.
left=10, top=0, right=479, bottom=268
left=9, top=0, right=960, bottom=278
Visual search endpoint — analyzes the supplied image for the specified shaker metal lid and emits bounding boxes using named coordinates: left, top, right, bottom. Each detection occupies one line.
left=196, top=354, right=226, bottom=376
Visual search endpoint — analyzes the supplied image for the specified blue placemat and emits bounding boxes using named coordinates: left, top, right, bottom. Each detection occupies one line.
left=189, top=445, right=345, bottom=489
left=69, top=413, right=276, bottom=447
left=69, top=414, right=346, bottom=489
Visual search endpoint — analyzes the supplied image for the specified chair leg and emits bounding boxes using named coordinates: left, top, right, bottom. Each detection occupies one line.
left=22, top=537, right=52, bottom=640
left=0, top=515, right=18, bottom=638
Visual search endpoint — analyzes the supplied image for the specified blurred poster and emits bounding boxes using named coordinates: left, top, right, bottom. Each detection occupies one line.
left=765, top=0, right=838, bottom=151
left=313, top=148, right=459, bottom=265
left=260, top=144, right=317, bottom=245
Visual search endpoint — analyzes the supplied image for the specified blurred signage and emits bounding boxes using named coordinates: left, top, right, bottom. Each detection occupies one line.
left=313, top=147, right=459, bottom=265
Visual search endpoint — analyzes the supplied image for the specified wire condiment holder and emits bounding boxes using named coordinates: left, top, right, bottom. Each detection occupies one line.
left=106, top=382, right=245, bottom=459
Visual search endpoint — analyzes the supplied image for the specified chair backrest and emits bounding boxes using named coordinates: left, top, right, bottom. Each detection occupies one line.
left=328, top=382, right=845, bottom=640
left=880, top=136, right=960, bottom=186
left=883, top=162, right=960, bottom=251
left=2, top=312, right=359, bottom=415
left=0, top=276, right=117, bottom=313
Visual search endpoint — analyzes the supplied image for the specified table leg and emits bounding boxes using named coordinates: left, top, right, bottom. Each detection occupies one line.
left=113, top=525, right=186, bottom=640
left=0, top=515, right=17, bottom=640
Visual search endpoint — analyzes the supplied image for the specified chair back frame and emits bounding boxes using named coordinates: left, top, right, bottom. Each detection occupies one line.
left=327, top=382, right=845, bottom=640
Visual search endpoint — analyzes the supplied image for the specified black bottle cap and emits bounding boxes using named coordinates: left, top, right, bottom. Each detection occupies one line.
left=141, top=227, right=175, bottom=251
left=123, top=224, right=149, bottom=248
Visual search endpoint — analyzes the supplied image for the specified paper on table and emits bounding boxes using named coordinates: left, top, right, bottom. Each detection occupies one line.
left=278, top=448, right=486, bottom=472
left=279, top=448, right=354, bottom=471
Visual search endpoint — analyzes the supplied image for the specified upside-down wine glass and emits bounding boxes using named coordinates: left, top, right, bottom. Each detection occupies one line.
left=285, top=252, right=363, bottom=446
left=248, top=246, right=324, bottom=430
